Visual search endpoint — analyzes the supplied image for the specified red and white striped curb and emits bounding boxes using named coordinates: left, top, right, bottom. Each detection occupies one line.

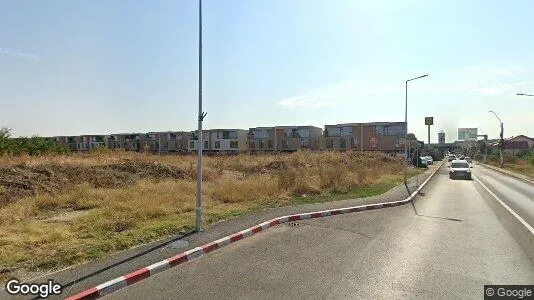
left=66, top=163, right=442, bottom=300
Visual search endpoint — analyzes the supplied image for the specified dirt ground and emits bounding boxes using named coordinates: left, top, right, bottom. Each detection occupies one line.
left=0, top=160, right=188, bottom=205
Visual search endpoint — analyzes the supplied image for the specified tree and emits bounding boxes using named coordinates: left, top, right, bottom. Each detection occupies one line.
left=0, top=126, right=13, bottom=154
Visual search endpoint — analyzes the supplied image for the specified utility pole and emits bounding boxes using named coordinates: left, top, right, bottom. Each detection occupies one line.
left=489, top=110, right=504, bottom=168
left=196, top=0, right=207, bottom=232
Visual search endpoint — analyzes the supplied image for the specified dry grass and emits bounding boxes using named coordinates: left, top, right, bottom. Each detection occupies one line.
left=0, top=150, right=420, bottom=282
left=481, top=154, right=534, bottom=179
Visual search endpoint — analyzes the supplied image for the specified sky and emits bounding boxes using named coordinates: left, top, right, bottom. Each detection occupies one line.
left=1, top=0, right=533, bottom=143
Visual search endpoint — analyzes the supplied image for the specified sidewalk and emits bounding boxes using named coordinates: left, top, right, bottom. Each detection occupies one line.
left=6, top=164, right=441, bottom=299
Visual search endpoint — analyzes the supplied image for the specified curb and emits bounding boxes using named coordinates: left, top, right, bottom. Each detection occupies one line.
left=475, top=161, right=534, bottom=184
left=66, top=162, right=443, bottom=300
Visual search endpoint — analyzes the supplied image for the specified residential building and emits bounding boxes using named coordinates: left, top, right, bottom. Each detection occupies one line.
left=324, top=122, right=406, bottom=152
left=77, top=135, right=107, bottom=151
left=276, top=126, right=323, bottom=151
left=209, top=129, right=248, bottom=152
left=491, top=135, right=534, bottom=155
left=248, top=127, right=276, bottom=151
left=188, top=130, right=211, bottom=152
left=107, top=134, right=126, bottom=149
left=121, top=133, right=143, bottom=151
left=160, top=131, right=189, bottom=152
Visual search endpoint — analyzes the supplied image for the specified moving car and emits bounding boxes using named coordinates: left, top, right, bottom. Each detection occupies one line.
left=449, top=160, right=472, bottom=180
left=464, top=156, right=473, bottom=163
left=425, top=156, right=433, bottom=164
left=448, top=155, right=456, bottom=162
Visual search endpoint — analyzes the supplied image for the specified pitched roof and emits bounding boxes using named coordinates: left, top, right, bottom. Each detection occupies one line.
left=506, top=135, right=534, bottom=142
left=504, top=141, right=529, bottom=149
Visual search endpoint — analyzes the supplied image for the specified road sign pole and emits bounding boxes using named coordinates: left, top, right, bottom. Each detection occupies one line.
left=428, top=125, right=431, bottom=151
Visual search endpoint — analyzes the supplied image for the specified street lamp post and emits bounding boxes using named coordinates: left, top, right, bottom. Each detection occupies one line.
left=196, top=0, right=207, bottom=232
left=404, top=74, right=428, bottom=190
left=489, top=110, right=504, bottom=168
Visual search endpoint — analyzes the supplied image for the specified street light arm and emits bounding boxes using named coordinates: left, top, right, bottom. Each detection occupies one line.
left=407, top=74, right=429, bottom=82
left=517, top=93, right=534, bottom=97
left=489, top=110, right=502, bottom=124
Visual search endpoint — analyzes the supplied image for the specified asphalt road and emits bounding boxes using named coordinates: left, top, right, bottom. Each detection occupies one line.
left=472, top=162, right=534, bottom=227
left=104, top=164, right=534, bottom=300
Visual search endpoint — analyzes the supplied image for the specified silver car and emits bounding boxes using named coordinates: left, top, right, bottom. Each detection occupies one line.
left=449, top=160, right=472, bottom=180
left=425, top=156, right=433, bottom=164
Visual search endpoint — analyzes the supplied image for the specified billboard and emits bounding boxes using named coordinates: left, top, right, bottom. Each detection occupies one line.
left=458, top=128, right=477, bottom=141
left=425, top=117, right=434, bottom=125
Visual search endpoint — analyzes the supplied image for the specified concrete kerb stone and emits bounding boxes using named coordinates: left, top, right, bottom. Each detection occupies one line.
left=65, top=161, right=444, bottom=300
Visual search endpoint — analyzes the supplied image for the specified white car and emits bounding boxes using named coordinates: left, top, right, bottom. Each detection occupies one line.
left=449, top=160, right=472, bottom=180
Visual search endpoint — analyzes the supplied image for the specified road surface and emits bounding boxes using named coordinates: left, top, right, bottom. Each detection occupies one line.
left=104, top=163, right=534, bottom=300
left=472, top=162, right=534, bottom=227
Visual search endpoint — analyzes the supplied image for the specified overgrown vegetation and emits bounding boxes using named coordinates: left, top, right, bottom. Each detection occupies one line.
left=0, top=127, right=70, bottom=156
left=0, top=150, right=423, bottom=282
left=476, top=152, right=534, bottom=179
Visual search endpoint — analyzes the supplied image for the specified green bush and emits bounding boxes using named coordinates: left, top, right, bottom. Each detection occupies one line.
left=0, top=126, right=70, bottom=156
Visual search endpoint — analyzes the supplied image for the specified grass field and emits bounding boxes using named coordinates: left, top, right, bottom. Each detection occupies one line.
left=0, top=150, right=422, bottom=282
left=479, top=154, right=534, bottom=179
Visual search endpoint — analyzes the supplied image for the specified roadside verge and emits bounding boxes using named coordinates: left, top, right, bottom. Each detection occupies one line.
left=66, top=162, right=444, bottom=300
left=475, top=161, right=534, bottom=184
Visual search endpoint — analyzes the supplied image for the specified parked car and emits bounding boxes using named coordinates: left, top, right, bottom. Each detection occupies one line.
left=464, top=156, right=473, bottom=163
left=425, top=156, right=433, bottom=164
left=448, top=155, right=456, bottom=162
left=419, top=157, right=428, bottom=168
left=449, top=160, right=472, bottom=180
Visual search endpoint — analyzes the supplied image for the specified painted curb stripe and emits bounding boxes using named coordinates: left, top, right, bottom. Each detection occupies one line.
left=124, top=268, right=150, bottom=285
left=65, top=287, right=99, bottom=300
left=167, top=253, right=188, bottom=267
left=66, top=162, right=444, bottom=299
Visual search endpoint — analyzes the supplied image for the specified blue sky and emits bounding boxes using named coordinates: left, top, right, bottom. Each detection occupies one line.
left=1, top=0, right=533, bottom=143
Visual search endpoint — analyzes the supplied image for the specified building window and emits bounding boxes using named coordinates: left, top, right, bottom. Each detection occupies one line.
left=190, top=141, right=194, bottom=148
left=230, top=141, right=238, bottom=149
left=268, top=140, right=273, bottom=149
left=215, top=141, right=220, bottom=149
left=340, top=138, right=347, bottom=149
left=326, top=139, right=334, bottom=149
left=175, top=142, right=179, bottom=148
left=301, top=139, right=310, bottom=148
left=223, top=131, right=230, bottom=139
left=164, top=142, right=168, bottom=149
left=249, top=141, right=255, bottom=149
left=351, top=138, right=358, bottom=147
left=204, top=141, right=208, bottom=149
left=282, top=140, right=288, bottom=149
left=259, top=140, right=264, bottom=149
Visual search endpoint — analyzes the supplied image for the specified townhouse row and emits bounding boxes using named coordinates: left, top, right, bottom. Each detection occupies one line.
left=46, top=121, right=408, bottom=153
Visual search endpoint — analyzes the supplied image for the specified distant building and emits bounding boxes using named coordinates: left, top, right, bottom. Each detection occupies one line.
left=438, top=131, right=445, bottom=144
left=77, top=135, right=106, bottom=151
left=324, top=122, right=406, bottom=152
left=248, top=126, right=323, bottom=152
left=209, top=129, right=248, bottom=152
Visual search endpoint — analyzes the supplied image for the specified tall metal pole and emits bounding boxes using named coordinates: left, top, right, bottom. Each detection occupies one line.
left=427, top=125, right=430, bottom=151
left=489, top=110, right=504, bottom=168
left=404, top=81, right=408, bottom=186
left=196, top=0, right=206, bottom=232
left=403, top=74, right=428, bottom=189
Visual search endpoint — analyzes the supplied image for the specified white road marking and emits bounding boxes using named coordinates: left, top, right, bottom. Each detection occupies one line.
left=473, top=175, right=534, bottom=236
